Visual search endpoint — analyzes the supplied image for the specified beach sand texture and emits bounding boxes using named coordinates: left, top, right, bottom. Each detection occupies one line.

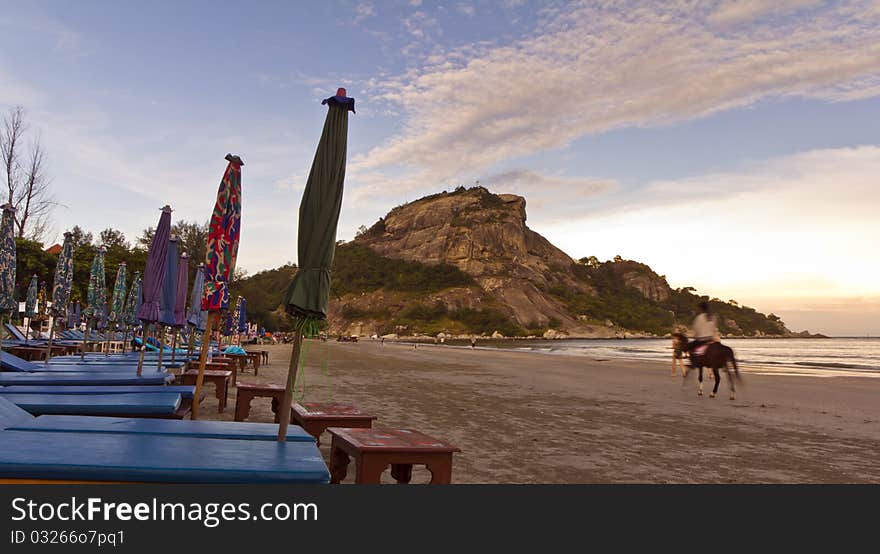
left=199, top=341, right=880, bottom=483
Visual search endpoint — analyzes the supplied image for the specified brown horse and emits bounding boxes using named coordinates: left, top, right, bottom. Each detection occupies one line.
left=675, top=334, right=740, bottom=400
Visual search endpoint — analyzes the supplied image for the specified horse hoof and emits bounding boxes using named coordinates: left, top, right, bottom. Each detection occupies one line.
left=709, top=393, right=716, bottom=398
left=698, top=391, right=703, bottom=396
left=730, top=394, right=736, bottom=400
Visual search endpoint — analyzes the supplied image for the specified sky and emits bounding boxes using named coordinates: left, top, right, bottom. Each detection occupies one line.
left=1, top=0, right=878, bottom=335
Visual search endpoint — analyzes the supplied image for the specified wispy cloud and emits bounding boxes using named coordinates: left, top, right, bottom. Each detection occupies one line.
left=354, top=2, right=376, bottom=24
left=358, top=1, right=880, bottom=187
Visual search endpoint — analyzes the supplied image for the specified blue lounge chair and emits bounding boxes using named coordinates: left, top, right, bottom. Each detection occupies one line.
left=0, top=397, right=313, bottom=442
left=0, top=398, right=328, bottom=483
left=0, top=393, right=183, bottom=417
left=0, top=372, right=174, bottom=385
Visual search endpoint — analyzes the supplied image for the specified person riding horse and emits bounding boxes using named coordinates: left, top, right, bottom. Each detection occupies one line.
left=679, top=301, right=740, bottom=399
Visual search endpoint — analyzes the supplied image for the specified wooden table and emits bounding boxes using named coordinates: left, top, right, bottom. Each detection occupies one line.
left=245, top=352, right=261, bottom=373
left=234, top=382, right=286, bottom=422
left=9, top=346, right=48, bottom=361
left=188, top=359, right=238, bottom=387
left=181, top=369, right=231, bottom=414
left=292, top=402, right=376, bottom=446
left=328, top=428, right=461, bottom=484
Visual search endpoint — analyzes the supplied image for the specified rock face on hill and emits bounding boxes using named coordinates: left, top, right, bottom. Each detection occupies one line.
left=353, top=187, right=589, bottom=329
left=277, top=186, right=793, bottom=338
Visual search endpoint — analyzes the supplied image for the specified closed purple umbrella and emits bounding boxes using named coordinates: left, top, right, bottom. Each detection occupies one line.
left=136, top=205, right=172, bottom=375
left=156, top=236, right=179, bottom=371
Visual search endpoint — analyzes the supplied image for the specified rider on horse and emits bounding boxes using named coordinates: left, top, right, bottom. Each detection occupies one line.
left=689, top=301, right=718, bottom=367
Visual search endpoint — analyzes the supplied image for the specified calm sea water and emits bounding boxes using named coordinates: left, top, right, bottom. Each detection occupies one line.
left=477, top=338, right=880, bottom=377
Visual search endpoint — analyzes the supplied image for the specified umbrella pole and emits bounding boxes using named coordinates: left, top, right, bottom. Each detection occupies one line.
left=193, top=312, right=217, bottom=420
left=157, top=325, right=165, bottom=371
left=187, top=326, right=195, bottom=358
left=276, top=328, right=304, bottom=442
left=81, top=320, right=89, bottom=360
left=171, top=329, right=178, bottom=364
left=23, top=317, right=28, bottom=345
left=104, top=327, right=111, bottom=356
left=136, top=324, right=148, bottom=376
left=121, top=326, right=128, bottom=354
left=45, top=317, right=56, bottom=364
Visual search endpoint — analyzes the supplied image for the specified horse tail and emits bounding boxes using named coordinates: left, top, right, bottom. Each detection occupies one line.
left=728, top=347, right=740, bottom=378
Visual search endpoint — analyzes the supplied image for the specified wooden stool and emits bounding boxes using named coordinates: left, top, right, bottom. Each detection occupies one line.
left=181, top=369, right=231, bottom=414
left=328, top=428, right=461, bottom=484
left=292, top=403, right=376, bottom=446
left=261, top=350, right=269, bottom=364
left=245, top=352, right=261, bottom=373
left=234, top=382, right=286, bottom=422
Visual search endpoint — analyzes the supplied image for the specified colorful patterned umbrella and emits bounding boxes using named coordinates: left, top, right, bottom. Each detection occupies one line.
left=51, top=231, right=74, bottom=319
left=124, top=271, right=143, bottom=327
left=193, top=155, right=243, bottom=419
left=136, top=206, right=172, bottom=374
left=0, top=204, right=17, bottom=316
left=201, top=155, right=242, bottom=312
left=81, top=247, right=106, bottom=359
left=222, top=309, right=234, bottom=337
left=36, top=281, right=48, bottom=321
left=108, top=262, right=128, bottom=326
left=84, top=248, right=107, bottom=320
left=24, top=275, right=38, bottom=319
left=277, top=89, right=354, bottom=440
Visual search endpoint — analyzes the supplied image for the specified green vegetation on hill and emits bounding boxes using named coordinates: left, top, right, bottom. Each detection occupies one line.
left=329, top=243, right=475, bottom=296
left=549, top=257, right=787, bottom=336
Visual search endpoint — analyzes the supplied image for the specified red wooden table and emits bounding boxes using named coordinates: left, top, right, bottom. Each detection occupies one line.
left=234, top=382, right=286, bottom=422
left=181, top=369, right=231, bottom=414
left=291, top=402, right=376, bottom=446
left=327, top=428, right=461, bottom=484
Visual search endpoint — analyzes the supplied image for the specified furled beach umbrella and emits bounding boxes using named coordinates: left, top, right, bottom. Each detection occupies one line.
left=67, top=302, right=81, bottom=330
left=236, top=296, right=247, bottom=344
left=156, top=237, right=180, bottom=370
left=170, top=252, right=188, bottom=362
left=0, top=204, right=17, bottom=356
left=23, top=275, right=38, bottom=343
left=48, top=231, right=74, bottom=349
left=36, top=281, right=48, bottom=321
left=276, top=88, right=354, bottom=440
left=81, top=247, right=107, bottom=359
left=122, top=271, right=142, bottom=352
left=136, top=206, right=172, bottom=375
left=105, top=262, right=127, bottom=356
left=193, top=154, right=243, bottom=420
left=186, top=263, right=206, bottom=357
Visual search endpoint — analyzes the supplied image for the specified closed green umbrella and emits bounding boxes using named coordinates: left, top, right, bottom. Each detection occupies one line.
left=23, top=275, right=38, bottom=343
left=0, top=204, right=17, bottom=358
left=46, top=231, right=75, bottom=360
left=122, top=271, right=142, bottom=352
left=81, top=247, right=107, bottom=359
left=276, top=88, right=354, bottom=441
left=105, top=261, right=127, bottom=356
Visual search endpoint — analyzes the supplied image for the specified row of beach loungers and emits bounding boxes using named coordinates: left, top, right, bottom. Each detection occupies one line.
left=0, top=347, right=330, bottom=483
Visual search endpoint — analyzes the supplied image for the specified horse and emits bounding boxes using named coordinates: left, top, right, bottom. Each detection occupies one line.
left=674, top=334, right=740, bottom=400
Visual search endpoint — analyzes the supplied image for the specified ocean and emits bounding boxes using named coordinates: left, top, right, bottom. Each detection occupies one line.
left=479, top=337, right=880, bottom=378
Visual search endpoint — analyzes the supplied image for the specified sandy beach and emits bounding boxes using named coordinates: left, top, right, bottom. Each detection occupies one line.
left=199, top=341, right=880, bottom=483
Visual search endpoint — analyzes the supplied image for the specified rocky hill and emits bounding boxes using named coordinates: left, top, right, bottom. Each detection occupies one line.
left=234, top=186, right=794, bottom=338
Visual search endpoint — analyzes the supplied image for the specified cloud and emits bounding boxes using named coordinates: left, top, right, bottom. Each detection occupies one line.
left=534, top=145, right=880, bottom=331
left=708, top=0, right=823, bottom=26
left=456, top=3, right=476, bottom=17
left=359, top=1, right=880, bottom=185
left=354, top=2, right=376, bottom=24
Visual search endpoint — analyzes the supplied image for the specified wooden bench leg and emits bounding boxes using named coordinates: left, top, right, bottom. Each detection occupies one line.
left=329, top=446, right=350, bottom=484
left=426, top=457, right=453, bottom=484
left=234, top=391, right=252, bottom=421
left=356, top=455, right=387, bottom=484
left=271, top=396, right=281, bottom=423
left=390, top=464, right=413, bottom=484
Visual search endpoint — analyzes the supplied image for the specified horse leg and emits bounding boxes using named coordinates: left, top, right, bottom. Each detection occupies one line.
left=727, top=362, right=736, bottom=400
left=711, top=367, right=721, bottom=397
left=698, top=367, right=704, bottom=396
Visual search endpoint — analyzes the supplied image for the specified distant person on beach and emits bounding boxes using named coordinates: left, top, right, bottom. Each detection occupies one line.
left=471, top=337, right=477, bottom=349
